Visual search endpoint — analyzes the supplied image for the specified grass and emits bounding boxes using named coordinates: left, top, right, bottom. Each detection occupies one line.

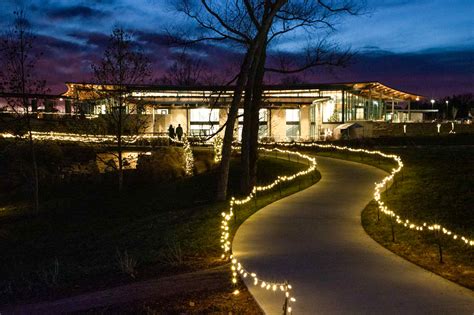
left=308, top=144, right=474, bottom=290
left=0, top=150, right=320, bottom=304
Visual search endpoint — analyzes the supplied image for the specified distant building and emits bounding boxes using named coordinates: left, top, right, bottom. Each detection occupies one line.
left=61, top=81, right=423, bottom=141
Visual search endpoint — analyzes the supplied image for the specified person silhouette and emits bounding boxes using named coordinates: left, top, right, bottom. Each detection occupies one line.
left=176, top=124, right=183, bottom=141
left=168, top=124, right=175, bottom=145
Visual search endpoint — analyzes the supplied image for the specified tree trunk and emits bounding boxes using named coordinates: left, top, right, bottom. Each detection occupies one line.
left=216, top=0, right=287, bottom=201
left=241, top=41, right=267, bottom=194
left=216, top=51, right=254, bottom=201
left=240, top=50, right=261, bottom=194
left=248, top=47, right=267, bottom=190
left=117, top=101, right=124, bottom=192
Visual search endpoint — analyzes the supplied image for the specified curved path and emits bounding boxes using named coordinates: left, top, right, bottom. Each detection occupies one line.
left=233, top=156, right=474, bottom=314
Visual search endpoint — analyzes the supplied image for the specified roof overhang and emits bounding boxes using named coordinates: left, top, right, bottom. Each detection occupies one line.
left=63, top=81, right=423, bottom=103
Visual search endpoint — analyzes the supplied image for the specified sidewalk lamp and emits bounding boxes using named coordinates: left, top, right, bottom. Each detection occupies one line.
left=445, top=100, right=449, bottom=119
left=430, top=99, right=435, bottom=109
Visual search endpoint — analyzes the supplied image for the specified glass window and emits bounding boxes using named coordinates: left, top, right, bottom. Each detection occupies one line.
left=154, top=108, right=169, bottom=115
left=189, top=124, right=219, bottom=137
left=238, top=108, right=267, bottom=122
left=320, top=91, right=343, bottom=123
left=238, top=108, right=244, bottom=122
left=286, top=125, right=299, bottom=139
left=285, top=109, right=300, bottom=140
left=259, top=108, right=268, bottom=122
left=190, top=108, right=219, bottom=122
left=259, top=124, right=268, bottom=137
left=286, top=109, right=300, bottom=122
left=321, top=100, right=341, bottom=122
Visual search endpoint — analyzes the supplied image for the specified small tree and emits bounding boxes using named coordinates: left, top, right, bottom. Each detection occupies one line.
left=91, top=27, right=151, bottom=191
left=0, top=10, right=47, bottom=212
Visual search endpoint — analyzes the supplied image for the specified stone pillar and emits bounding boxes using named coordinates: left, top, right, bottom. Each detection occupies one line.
left=219, top=108, right=228, bottom=138
left=300, top=105, right=311, bottom=140
left=269, top=108, right=286, bottom=141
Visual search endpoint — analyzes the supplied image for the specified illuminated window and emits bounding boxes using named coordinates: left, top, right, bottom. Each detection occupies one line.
left=190, top=108, right=220, bottom=137
left=154, top=108, right=169, bottom=115
left=285, top=109, right=299, bottom=122
left=320, top=91, right=343, bottom=123
left=286, top=109, right=300, bottom=139
left=190, top=108, right=219, bottom=122
left=236, top=109, right=268, bottom=139
left=238, top=108, right=244, bottom=122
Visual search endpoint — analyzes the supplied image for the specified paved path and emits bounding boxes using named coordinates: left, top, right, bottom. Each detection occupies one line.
left=233, top=156, right=474, bottom=314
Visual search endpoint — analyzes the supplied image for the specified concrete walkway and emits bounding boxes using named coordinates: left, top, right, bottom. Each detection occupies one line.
left=233, top=156, right=474, bottom=314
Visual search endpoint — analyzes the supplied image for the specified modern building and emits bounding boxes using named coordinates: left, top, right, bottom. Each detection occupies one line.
left=60, top=81, right=422, bottom=141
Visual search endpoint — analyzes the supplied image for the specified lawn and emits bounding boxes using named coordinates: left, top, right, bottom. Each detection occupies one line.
left=0, top=148, right=319, bottom=305
left=307, top=141, right=474, bottom=289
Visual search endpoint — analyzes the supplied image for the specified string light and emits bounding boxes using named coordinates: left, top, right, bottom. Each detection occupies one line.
left=266, top=141, right=474, bottom=248
left=213, top=135, right=223, bottom=163
left=182, top=135, right=194, bottom=176
left=1, top=131, right=196, bottom=175
left=4, top=129, right=470, bottom=309
left=0, top=131, right=201, bottom=146
left=222, top=147, right=317, bottom=313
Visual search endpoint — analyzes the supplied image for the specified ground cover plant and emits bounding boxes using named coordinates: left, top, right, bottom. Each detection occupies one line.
left=0, top=144, right=320, bottom=306
left=307, top=139, right=474, bottom=289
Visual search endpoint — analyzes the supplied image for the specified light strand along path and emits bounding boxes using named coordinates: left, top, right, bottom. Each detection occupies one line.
left=232, top=156, right=474, bottom=314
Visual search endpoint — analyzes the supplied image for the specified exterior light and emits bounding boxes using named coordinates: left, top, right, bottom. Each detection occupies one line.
left=430, top=99, right=435, bottom=109
left=445, top=100, right=449, bottom=121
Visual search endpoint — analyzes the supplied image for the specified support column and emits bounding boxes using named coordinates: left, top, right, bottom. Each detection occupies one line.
left=407, top=100, right=411, bottom=122
left=341, top=91, right=345, bottom=123
left=368, top=89, right=372, bottom=120
left=152, top=106, right=155, bottom=134
left=186, top=108, right=190, bottom=135
left=391, top=98, right=395, bottom=122
left=381, top=94, right=385, bottom=121
left=300, top=105, right=310, bottom=139
left=268, top=108, right=272, bottom=137
left=65, top=99, right=71, bottom=114
left=31, top=99, right=38, bottom=112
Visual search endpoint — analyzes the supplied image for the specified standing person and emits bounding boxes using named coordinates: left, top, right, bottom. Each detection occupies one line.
left=176, top=124, right=183, bottom=141
left=168, top=124, right=175, bottom=145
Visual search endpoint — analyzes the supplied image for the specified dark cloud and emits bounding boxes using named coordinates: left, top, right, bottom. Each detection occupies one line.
left=303, top=48, right=474, bottom=97
left=46, top=5, right=109, bottom=20
left=0, top=0, right=470, bottom=97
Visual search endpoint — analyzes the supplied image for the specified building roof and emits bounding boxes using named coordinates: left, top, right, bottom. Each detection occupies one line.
left=63, top=81, right=423, bottom=103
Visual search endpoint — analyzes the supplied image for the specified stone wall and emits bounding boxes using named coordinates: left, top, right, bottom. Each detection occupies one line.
left=359, top=121, right=474, bottom=137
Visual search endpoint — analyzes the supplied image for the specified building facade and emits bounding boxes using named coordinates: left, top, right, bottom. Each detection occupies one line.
left=63, top=81, right=422, bottom=141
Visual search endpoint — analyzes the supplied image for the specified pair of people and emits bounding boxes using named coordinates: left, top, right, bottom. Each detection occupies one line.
left=168, top=124, right=184, bottom=143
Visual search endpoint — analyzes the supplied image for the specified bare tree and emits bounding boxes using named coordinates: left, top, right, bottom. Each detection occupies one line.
left=175, top=0, right=362, bottom=198
left=0, top=10, right=47, bottom=212
left=160, top=51, right=204, bottom=85
left=176, top=0, right=288, bottom=200
left=91, top=27, right=151, bottom=191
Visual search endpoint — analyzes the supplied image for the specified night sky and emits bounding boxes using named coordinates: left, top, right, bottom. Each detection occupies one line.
left=0, top=0, right=472, bottom=97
